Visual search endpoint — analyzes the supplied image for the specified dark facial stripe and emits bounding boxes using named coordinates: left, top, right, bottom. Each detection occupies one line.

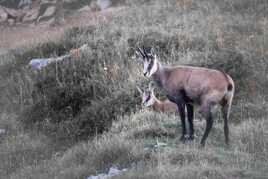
left=145, top=94, right=151, bottom=103
left=137, top=48, right=145, bottom=58
left=147, top=59, right=154, bottom=73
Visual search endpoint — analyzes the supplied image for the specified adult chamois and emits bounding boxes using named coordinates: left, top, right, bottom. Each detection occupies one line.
left=137, top=83, right=177, bottom=113
left=135, top=47, right=235, bottom=146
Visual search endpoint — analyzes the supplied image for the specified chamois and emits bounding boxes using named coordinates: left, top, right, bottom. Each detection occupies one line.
left=137, top=83, right=177, bottom=113
left=135, top=47, right=235, bottom=146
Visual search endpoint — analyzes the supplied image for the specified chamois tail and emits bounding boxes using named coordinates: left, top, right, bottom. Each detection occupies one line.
left=219, top=70, right=234, bottom=92
left=219, top=70, right=234, bottom=112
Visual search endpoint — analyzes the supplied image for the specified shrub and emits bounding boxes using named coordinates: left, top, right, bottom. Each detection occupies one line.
left=21, top=34, right=140, bottom=141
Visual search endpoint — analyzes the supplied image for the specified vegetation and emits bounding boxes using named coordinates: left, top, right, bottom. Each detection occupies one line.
left=0, top=0, right=267, bottom=178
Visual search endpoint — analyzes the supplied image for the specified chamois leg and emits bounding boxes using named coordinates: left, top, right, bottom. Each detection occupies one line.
left=186, top=104, right=194, bottom=140
left=221, top=103, right=231, bottom=145
left=166, top=95, right=187, bottom=142
left=177, top=103, right=187, bottom=142
left=200, top=104, right=214, bottom=147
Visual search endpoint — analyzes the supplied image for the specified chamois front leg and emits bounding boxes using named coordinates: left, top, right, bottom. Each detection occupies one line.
left=177, top=102, right=187, bottom=142
left=167, top=95, right=187, bottom=142
left=186, top=104, right=194, bottom=140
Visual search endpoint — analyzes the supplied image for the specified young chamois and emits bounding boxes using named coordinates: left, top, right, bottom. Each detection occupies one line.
left=135, top=47, right=235, bottom=146
left=137, top=83, right=177, bottom=113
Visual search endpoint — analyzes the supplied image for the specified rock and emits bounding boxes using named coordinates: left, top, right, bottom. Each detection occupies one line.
left=0, top=7, right=8, bottom=23
left=36, top=5, right=56, bottom=22
left=97, top=0, right=111, bottom=10
left=0, top=6, right=26, bottom=24
left=90, top=1, right=101, bottom=12
left=18, top=0, right=32, bottom=8
left=0, top=0, right=21, bottom=9
left=108, top=167, right=124, bottom=176
left=41, top=5, right=55, bottom=18
left=29, top=58, right=51, bottom=70
left=22, top=8, right=39, bottom=23
left=36, top=0, right=56, bottom=22
left=40, top=0, right=56, bottom=5
left=63, top=0, right=76, bottom=3
left=86, top=166, right=127, bottom=179
left=78, top=5, right=91, bottom=12
left=0, top=129, right=6, bottom=135
left=1, top=6, right=18, bottom=17
left=29, top=54, right=72, bottom=70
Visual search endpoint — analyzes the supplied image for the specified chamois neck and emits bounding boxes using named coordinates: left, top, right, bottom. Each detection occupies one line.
left=152, top=61, right=165, bottom=87
left=152, top=95, right=163, bottom=111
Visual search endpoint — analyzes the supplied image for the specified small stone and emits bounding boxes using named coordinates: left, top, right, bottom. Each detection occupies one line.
left=97, top=0, right=111, bottom=10
left=36, top=5, right=56, bottom=22
left=42, top=6, right=55, bottom=18
left=78, top=5, right=91, bottom=12
left=0, top=129, right=6, bottom=135
left=23, top=8, right=39, bottom=23
left=0, top=8, right=8, bottom=23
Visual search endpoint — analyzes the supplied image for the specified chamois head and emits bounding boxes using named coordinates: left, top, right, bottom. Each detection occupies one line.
left=136, top=82, right=156, bottom=107
left=135, top=47, right=158, bottom=77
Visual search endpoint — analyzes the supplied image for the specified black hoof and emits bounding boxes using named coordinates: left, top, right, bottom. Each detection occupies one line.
left=180, top=135, right=187, bottom=143
left=200, top=141, right=206, bottom=148
left=188, top=135, right=195, bottom=141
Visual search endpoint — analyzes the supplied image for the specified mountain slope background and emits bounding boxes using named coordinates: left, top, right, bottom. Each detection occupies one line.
left=0, top=0, right=268, bottom=178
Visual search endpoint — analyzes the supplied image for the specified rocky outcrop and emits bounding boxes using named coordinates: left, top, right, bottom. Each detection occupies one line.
left=36, top=5, right=56, bottom=22
left=22, top=7, right=39, bottom=23
left=0, top=6, right=26, bottom=25
left=0, top=0, right=58, bottom=25
left=0, top=7, right=8, bottom=23
left=97, top=0, right=111, bottom=10
left=0, top=0, right=125, bottom=26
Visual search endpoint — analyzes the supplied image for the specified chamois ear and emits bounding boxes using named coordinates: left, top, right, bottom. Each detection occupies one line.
left=150, top=47, right=155, bottom=55
left=150, top=48, right=158, bottom=60
left=142, top=46, right=149, bottom=58
left=136, top=86, right=143, bottom=94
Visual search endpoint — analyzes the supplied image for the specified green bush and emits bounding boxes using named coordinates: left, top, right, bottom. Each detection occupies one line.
left=21, top=35, right=140, bottom=141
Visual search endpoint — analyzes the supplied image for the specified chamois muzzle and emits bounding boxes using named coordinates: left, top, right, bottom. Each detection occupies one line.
left=143, top=72, right=148, bottom=76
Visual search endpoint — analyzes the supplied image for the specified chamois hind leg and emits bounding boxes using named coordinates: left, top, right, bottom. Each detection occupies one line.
left=200, top=102, right=215, bottom=147
left=186, top=104, right=194, bottom=140
left=221, top=101, right=232, bottom=145
left=177, top=102, right=187, bottom=142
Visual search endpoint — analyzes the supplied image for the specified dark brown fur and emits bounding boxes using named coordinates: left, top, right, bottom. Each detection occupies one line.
left=151, top=62, right=234, bottom=146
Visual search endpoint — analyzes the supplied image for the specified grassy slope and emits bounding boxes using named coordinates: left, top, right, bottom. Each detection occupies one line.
left=8, top=111, right=268, bottom=179
left=1, top=0, right=268, bottom=178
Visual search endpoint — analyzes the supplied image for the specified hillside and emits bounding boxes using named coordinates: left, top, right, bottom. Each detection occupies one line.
left=0, top=0, right=268, bottom=178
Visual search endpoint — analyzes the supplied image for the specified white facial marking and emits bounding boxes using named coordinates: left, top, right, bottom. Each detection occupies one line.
left=144, top=96, right=155, bottom=107
left=142, top=90, right=155, bottom=107
left=143, top=58, right=158, bottom=77
left=148, top=58, right=158, bottom=77
left=143, top=60, right=150, bottom=76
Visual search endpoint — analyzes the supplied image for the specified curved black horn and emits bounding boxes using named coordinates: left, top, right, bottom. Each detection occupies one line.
left=142, top=46, right=149, bottom=58
left=137, top=47, right=145, bottom=58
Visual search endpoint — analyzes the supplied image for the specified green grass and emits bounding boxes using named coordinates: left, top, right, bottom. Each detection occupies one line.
left=5, top=111, right=268, bottom=179
left=0, top=0, right=268, bottom=178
